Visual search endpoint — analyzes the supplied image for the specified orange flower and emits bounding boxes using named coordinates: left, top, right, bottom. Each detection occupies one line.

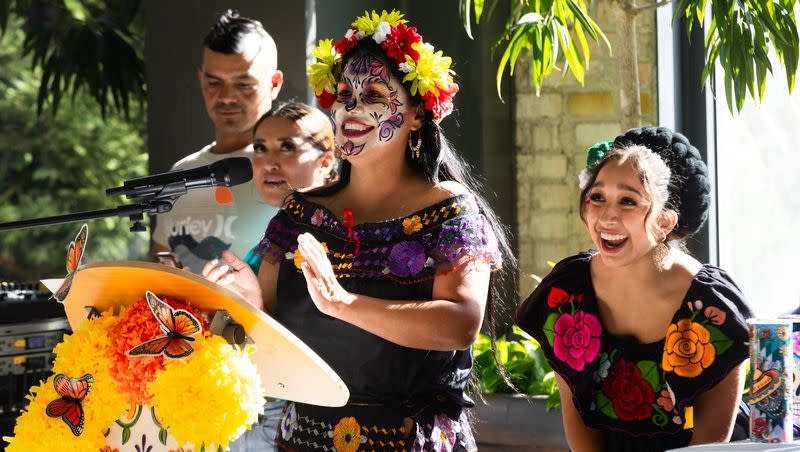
left=332, top=416, right=362, bottom=452
left=703, top=306, right=726, bottom=325
left=100, top=447, right=120, bottom=452
left=402, top=215, right=423, bottom=235
left=662, top=319, right=716, bottom=378
left=168, top=449, right=192, bottom=452
left=293, top=242, right=329, bottom=269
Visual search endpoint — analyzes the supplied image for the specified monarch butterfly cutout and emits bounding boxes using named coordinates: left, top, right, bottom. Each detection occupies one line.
left=53, top=223, right=88, bottom=303
left=45, top=373, right=93, bottom=436
left=127, top=291, right=202, bottom=359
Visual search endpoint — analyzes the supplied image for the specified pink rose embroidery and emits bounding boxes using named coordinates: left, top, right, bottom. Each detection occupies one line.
left=311, top=209, right=326, bottom=226
left=553, top=310, right=602, bottom=371
left=704, top=306, right=727, bottom=325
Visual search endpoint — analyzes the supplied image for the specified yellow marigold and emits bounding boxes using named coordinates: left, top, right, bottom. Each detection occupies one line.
left=351, top=9, right=406, bottom=35
left=150, top=335, right=265, bottom=451
left=294, top=242, right=329, bottom=270
left=5, top=312, right=127, bottom=452
left=332, top=416, right=362, bottom=452
left=402, top=215, right=423, bottom=235
left=403, top=42, right=454, bottom=97
left=308, top=39, right=341, bottom=96
left=662, top=319, right=716, bottom=378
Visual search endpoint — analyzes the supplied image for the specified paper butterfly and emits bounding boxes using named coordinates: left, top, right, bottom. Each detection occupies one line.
left=127, top=291, right=202, bottom=359
left=53, top=223, right=88, bottom=303
left=45, top=373, right=93, bottom=436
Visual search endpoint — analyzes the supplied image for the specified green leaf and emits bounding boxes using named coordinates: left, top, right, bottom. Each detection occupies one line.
left=543, top=313, right=559, bottom=347
left=159, top=427, right=168, bottom=445
left=637, top=360, right=661, bottom=392
left=706, top=324, right=734, bottom=356
left=474, top=0, right=485, bottom=24
left=596, top=391, right=618, bottom=419
left=122, top=426, right=130, bottom=445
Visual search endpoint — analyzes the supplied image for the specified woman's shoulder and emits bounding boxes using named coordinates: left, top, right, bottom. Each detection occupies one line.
left=689, top=264, right=754, bottom=320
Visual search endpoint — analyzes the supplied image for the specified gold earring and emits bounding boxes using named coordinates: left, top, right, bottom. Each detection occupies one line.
left=653, top=242, right=669, bottom=271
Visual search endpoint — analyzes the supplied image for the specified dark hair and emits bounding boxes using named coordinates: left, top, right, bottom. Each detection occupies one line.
left=578, top=126, right=711, bottom=242
left=203, top=9, right=276, bottom=64
left=254, top=101, right=335, bottom=154
left=309, top=38, right=518, bottom=389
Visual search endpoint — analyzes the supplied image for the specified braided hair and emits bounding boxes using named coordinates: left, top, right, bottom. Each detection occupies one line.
left=613, top=127, right=711, bottom=240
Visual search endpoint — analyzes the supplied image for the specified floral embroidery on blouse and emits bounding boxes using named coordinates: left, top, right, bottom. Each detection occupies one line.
left=256, top=194, right=500, bottom=284
left=331, top=416, right=365, bottom=452
left=403, top=215, right=423, bottom=235
left=542, top=287, right=602, bottom=371
left=661, top=299, right=734, bottom=378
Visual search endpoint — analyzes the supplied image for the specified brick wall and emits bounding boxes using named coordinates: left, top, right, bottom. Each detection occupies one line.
left=514, top=4, right=659, bottom=297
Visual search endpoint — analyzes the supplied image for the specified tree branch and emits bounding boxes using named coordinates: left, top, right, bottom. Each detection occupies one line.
left=633, top=0, right=673, bottom=15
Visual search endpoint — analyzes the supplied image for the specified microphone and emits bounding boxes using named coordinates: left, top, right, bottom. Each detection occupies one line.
left=106, top=157, right=253, bottom=199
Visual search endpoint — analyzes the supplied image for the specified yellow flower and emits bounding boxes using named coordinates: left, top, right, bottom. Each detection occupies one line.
left=332, top=417, right=362, bottom=452
left=402, top=215, right=423, bottom=235
left=351, top=9, right=406, bottom=35
left=307, top=39, right=341, bottom=95
left=403, top=42, right=454, bottom=97
left=150, top=335, right=265, bottom=451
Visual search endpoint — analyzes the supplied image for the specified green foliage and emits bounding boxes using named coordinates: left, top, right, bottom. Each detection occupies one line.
left=676, top=0, right=799, bottom=113
left=0, top=19, right=148, bottom=280
left=459, top=0, right=610, bottom=98
left=0, top=0, right=145, bottom=118
left=473, top=325, right=562, bottom=411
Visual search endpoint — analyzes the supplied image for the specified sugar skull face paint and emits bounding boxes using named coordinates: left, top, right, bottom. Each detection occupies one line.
left=331, top=53, right=412, bottom=158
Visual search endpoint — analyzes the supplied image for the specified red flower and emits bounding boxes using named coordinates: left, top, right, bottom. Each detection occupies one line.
left=601, top=359, right=656, bottom=421
left=381, top=23, right=422, bottom=63
left=422, top=83, right=459, bottom=120
left=547, top=287, right=571, bottom=308
left=317, top=90, right=336, bottom=109
left=334, top=29, right=359, bottom=54
left=752, top=417, right=769, bottom=438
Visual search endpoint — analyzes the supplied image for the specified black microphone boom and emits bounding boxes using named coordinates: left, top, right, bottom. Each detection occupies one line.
left=106, top=157, right=253, bottom=199
left=0, top=157, right=253, bottom=233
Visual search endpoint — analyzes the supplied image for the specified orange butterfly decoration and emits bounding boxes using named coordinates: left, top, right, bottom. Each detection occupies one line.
left=127, top=291, right=202, bottom=359
left=45, top=373, right=93, bottom=436
left=53, top=223, right=88, bottom=303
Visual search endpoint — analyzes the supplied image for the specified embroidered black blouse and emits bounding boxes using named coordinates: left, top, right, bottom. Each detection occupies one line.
left=515, top=251, right=753, bottom=452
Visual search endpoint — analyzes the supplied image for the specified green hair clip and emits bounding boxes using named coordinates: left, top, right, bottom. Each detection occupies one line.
left=587, top=140, right=614, bottom=171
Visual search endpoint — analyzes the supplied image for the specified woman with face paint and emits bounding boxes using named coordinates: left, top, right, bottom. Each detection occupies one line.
left=516, top=128, right=753, bottom=451
left=203, top=10, right=512, bottom=451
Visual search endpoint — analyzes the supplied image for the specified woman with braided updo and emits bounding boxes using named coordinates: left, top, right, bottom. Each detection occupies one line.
left=516, top=127, right=753, bottom=451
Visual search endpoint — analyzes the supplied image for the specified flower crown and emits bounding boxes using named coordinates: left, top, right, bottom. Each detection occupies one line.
left=307, top=10, right=459, bottom=120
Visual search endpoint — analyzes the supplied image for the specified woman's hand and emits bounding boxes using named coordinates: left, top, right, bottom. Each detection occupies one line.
left=202, top=250, right=262, bottom=308
left=296, top=233, right=354, bottom=317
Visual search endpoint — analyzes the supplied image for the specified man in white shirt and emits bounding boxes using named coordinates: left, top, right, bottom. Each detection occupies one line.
left=151, top=9, right=281, bottom=273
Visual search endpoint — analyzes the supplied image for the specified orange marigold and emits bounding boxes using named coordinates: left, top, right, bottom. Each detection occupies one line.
left=332, top=416, right=362, bottom=452
left=662, top=319, right=716, bottom=378
left=108, top=297, right=207, bottom=405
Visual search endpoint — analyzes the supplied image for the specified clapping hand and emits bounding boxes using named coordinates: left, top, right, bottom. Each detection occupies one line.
left=297, top=233, right=354, bottom=317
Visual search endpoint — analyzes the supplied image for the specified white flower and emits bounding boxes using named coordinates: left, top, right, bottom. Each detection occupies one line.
left=356, top=30, right=366, bottom=39
left=345, top=28, right=355, bottom=40
left=372, top=21, right=391, bottom=44
left=398, top=62, right=413, bottom=73
left=419, top=42, right=435, bottom=52
left=578, top=168, right=592, bottom=190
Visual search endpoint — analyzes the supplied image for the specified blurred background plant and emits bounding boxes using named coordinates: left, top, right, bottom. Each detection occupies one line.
left=473, top=325, right=562, bottom=411
left=0, top=12, right=148, bottom=280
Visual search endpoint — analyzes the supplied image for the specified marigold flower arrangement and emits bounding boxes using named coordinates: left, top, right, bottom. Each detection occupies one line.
left=4, top=297, right=264, bottom=452
left=307, top=9, right=459, bottom=120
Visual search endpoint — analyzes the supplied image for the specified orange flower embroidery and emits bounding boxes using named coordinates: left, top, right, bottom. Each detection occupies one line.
left=293, top=242, right=329, bottom=269
left=168, top=448, right=192, bottom=452
left=703, top=306, right=726, bottom=325
left=402, top=215, right=423, bottom=235
left=662, top=319, right=716, bottom=378
left=332, top=416, right=362, bottom=452
left=100, top=447, right=120, bottom=452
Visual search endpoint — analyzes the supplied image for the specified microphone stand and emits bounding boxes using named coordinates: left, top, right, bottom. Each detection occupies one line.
left=0, top=180, right=191, bottom=233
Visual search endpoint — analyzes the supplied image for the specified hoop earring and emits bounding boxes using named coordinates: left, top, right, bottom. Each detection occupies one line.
left=408, top=132, right=422, bottom=158
left=653, top=241, right=670, bottom=271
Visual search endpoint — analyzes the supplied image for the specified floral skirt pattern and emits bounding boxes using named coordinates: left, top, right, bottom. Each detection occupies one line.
left=276, top=401, right=476, bottom=452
